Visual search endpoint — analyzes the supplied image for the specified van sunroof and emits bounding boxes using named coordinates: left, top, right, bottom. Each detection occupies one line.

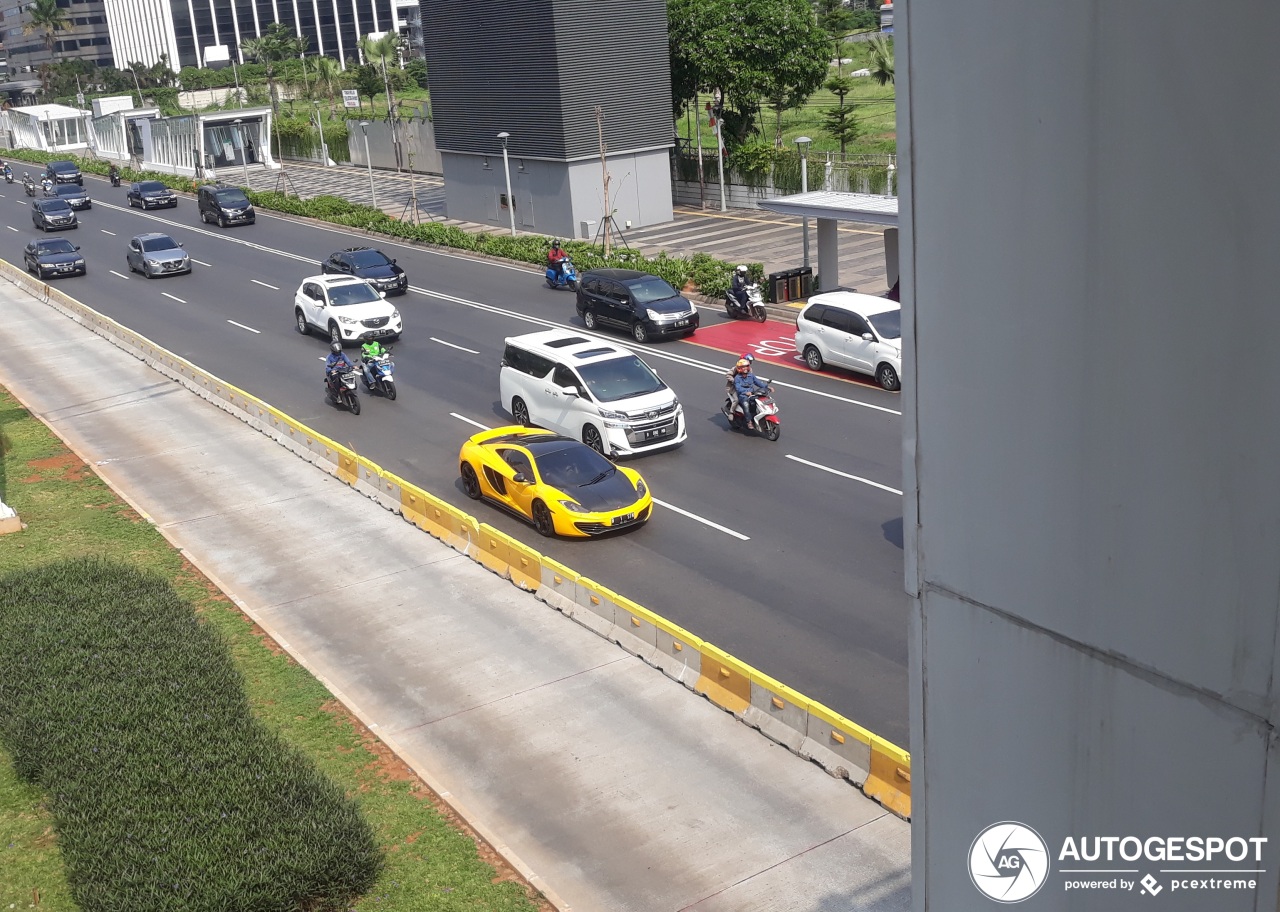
left=544, top=336, right=590, bottom=348
left=573, top=348, right=617, bottom=359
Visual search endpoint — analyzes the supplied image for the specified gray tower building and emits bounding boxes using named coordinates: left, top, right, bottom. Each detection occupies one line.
left=422, top=0, right=675, bottom=238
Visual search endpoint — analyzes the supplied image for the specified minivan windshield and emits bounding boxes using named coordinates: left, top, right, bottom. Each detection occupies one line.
left=49, top=162, right=77, bottom=173
left=214, top=189, right=250, bottom=206
left=327, top=282, right=382, bottom=306
left=535, top=445, right=616, bottom=490
left=575, top=356, right=666, bottom=403
left=624, top=275, right=680, bottom=304
left=866, top=309, right=901, bottom=341
left=41, top=200, right=71, bottom=212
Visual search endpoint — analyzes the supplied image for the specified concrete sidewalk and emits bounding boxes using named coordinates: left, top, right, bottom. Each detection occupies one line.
left=0, top=279, right=909, bottom=909
left=261, top=160, right=891, bottom=296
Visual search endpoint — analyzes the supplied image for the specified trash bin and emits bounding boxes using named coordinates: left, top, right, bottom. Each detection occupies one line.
left=766, top=267, right=814, bottom=304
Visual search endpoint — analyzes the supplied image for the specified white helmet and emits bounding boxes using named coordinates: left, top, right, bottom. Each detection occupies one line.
left=736, top=264, right=748, bottom=274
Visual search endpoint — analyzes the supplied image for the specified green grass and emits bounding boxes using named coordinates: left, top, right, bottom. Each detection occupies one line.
left=0, top=386, right=547, bottom=912
left=677, top=41, right=896, bottom=155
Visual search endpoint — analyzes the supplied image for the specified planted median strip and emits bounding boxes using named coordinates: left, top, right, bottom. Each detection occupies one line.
left=0, top=386, right=548, bottom=911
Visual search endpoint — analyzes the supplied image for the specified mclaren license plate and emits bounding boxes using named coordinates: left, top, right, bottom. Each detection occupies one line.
left=611, top=513, right=635, bottom=526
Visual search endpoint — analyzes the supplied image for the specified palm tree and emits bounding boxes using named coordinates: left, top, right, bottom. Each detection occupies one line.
left=241, top=23, right=307, bottom=113
left=865, top=36, right=894, bottom=86
left=312, top=55, right=341, bottom=101
left=24, top=0, right=70, bottom=90
left=358, top=32, right=401, bottom=116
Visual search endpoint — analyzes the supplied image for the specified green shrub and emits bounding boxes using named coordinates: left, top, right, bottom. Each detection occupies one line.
left=0, top=558, right=383, bottom=911
left=0, top=148, right=757, bottom=297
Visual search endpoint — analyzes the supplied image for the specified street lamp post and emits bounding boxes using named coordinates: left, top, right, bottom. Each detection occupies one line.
left=231, top=57, right=244, bottom=109
left=232, top=117, right=251, bottom=189
left=314, top=101, right=329, bottom=167
left=497, top=131, right=516, bottom=237
left=795, top=136, right=812, bottom=269
left=359, top=121, right=377, bottom=208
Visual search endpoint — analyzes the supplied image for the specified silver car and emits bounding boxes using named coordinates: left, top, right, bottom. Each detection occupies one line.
left=126, top=232, right=191, bottom=278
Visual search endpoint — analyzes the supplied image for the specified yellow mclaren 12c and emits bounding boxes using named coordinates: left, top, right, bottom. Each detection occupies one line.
left=458, top=426, right=653, bottom=538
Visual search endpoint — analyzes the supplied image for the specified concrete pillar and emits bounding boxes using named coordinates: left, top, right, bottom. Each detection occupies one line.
left=882, top=226, right=899, bottom=288
left=902, top=2, right=1280, bottom=909
left=816, top=217, right=839, bottom=291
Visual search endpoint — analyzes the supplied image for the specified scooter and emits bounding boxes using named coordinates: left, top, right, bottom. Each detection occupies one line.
left=361, top=350, right=396, bottom=400
left=722, top=386, right=781, bottom=441
left=325, top=367, right=362, bottom=414
left=22, top=176, right=35, bottom=197
left=545, top=257, right=579, bottom=291
left=109, top=171, right=121, bottom=188
left=725, top=282, right=768, bottom=322
left=3, top=169, right=13, bottom=185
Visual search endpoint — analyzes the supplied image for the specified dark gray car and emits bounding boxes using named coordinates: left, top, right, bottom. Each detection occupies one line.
left=126, top=232, right=191, bottom=278
left=126, top=180, right=177, bottom=209
left=32, top=198, right=78, bottom=231
left=24, top=237, right=86, bottom=279
left=575, top=268, right=700, bottom=343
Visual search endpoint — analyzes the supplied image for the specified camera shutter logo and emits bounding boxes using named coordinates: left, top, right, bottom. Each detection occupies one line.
left=969, top=821, right=1050, bottom=903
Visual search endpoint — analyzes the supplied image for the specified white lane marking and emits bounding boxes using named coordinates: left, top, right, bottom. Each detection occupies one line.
left=161, top=292, right=187, bottom=304
left=100, top=229, right=116, bottom=236
left=450, top=412, right=491, bottom=431
left=95, top=200, right=898, bottom=415
left=784, top=454, right=903, bottom=496
left=109, top=269, right=130, bottom=280
left=431, top=336, right=480, bottom=354
left=5, top=226, right=16, bottom=232
left=251, top=279, right=279, bottom=290
left=651, top=497, right=750, bottom=540
left=192, top=259, right=212, bottom=267
left=15, top=201, right=25, bottom=206
left=447, top=413, right=749, bottom=539
left=227, top=319, right=261, bottom=334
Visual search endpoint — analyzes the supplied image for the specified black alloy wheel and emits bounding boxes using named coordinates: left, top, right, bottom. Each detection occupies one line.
left=532, top=500, right=556, bottom=538
left=582, top=425, right=605, bottom=455
left=512, top=397, right=531, bottom=427
left=460, top=463, right=482, bottom=500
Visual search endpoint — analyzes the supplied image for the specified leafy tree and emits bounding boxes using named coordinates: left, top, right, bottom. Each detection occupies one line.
left=866, top=35, right=894, bottom=86
left=312, top=55, right=341, bottom=99
left=815, top=0, right=855, bottom=36
left=351, top=63, right=384, bottom=107
left=404, top=58, right=429, bottom=90
left=241, top=23, right=307, bottom=113
left=822, top=105, right=859, bottom=152
left=668, top=0, right=830, bottom=147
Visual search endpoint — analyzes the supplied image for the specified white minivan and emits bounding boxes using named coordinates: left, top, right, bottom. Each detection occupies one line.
left=794, top=291, right=902, bottom=391
left=499, top=330, right=686, bottom=457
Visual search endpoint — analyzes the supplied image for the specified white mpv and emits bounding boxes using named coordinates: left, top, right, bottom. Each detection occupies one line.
left=794, top=291, right=902, bottom=391
left=499, top=330, right=686, bottom=457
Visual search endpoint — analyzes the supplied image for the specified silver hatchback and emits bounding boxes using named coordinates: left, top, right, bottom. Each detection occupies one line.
left=126, top=232, right=191, bottom=278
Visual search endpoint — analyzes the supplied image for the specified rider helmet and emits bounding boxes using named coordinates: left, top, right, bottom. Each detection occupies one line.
left=735, top=358, right=751, bottom=373
left=552, top=238, right=562, bottom=247
left=736, top=264, right=748, bottom=274
left=330, top=341, right=342, bottom=353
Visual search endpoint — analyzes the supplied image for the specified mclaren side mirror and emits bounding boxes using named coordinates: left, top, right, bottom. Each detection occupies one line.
left=513, top=472, right=530, bottom=484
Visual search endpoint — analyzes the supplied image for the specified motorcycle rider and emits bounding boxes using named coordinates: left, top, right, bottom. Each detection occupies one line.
left=41, top=174, right=53, bottom=193
left=359, top=339, right=387, bottom=387
left=732, top=358, right=770, bottom=428
left=324, top=341, right=357, bottom=400
left=730, top=265, right=751, bottom=312
left=2, top=162, right=11, bottom=182
left=108, top=164, right=120, bottom=186
left=547, top=238, right=567, bottom=281
left=725, top=352, right=755, bottom=393
left=22, top=172, right=33, bottom=195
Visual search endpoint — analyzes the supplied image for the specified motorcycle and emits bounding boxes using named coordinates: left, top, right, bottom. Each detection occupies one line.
left=3, top=169, right=13, bottom=185
left=545, top=257, right=579, bottom=291
left=109, top=171, right=121, bottom=188
left=361, top=350, right=396, bottom=400
left=722, top=386, right=781, bottom=441
left=325, top=367, right=362, bottom=414
left=22, top=176, right=35, bottom=197
left=725, top=282, right=768, bottom=322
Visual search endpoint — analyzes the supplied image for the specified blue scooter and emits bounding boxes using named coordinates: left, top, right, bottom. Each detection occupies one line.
left=545, top=257, right=578, bottom=291
left=361, top=350, right=397, bottom=400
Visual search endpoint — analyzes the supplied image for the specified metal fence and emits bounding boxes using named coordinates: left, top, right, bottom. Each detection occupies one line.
left=671, top=142, right=897, bottom=198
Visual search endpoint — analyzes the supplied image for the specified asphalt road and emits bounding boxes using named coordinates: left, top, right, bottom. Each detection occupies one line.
left=0, top=177, right=911, bottom=745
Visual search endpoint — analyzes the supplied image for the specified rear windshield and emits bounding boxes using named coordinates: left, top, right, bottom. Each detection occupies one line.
left=535, top=445, right=616, bottom=489
left=140, top=236, right=179, bottom=252
left=214, top=189, right=249, bottom=206
left=866, top=309, right=901, bottom=340
left=575, top=356, right=666, bottom=403
left=624, top=275, right=680, bottom=305
left=327, top=283, right=382, bottom=306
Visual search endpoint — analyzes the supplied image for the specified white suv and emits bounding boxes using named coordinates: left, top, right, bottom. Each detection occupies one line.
left=794, top=291, right=902, bottom=390
left=500, top=330, right=686, bottom=457
left=293, top=275, right=402, bottom=346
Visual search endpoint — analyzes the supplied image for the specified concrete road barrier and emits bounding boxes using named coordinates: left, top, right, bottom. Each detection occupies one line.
left=1, top=263, right=913, bottom=820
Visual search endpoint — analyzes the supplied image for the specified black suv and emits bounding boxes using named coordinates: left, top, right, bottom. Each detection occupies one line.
left=575, top=269, right=700, bottom=343
left=32, top=198, right=78, bottom=231
left=45, top=160, right=82, bottom=186
left=197, top=184, right=255, bottom=227
left=320, top=247, right=407, bottom=295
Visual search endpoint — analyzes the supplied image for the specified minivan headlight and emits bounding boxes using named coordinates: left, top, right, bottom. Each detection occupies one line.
left=646, top=308, right=661, bottom=321
left=598, top=408, right=626, bottom=421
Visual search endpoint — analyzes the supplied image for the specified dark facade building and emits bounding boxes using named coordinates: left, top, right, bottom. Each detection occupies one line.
left=423, top=0, right=675, bottom=237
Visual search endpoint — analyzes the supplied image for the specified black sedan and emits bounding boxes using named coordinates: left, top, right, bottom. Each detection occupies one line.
left=23, top=237, right=86, bottom=279
left=31, top=198, right=78, bottom=231
left=320, top=246, right=408, bottom=295
left=45, top=183, right=91, bottom=210
left=126, top=180, right=178, bottom=210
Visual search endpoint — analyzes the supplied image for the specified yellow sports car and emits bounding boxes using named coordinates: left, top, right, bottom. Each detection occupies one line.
left=458, top=426, right=653, bottom=538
